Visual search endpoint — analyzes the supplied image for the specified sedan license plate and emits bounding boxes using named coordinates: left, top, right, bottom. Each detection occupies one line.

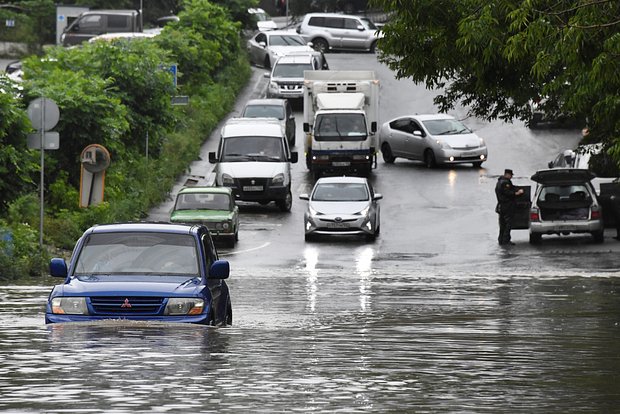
left=327, top=222, right=349, bottom=228
left=332, top=161, right=350, bottom=167
left=243, top=185, right=263, bottom=192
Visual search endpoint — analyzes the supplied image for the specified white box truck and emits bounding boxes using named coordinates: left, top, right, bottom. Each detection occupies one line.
left=302, top=70, right=379, bottom=179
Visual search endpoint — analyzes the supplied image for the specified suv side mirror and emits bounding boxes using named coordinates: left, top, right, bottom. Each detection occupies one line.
left=290, top=152, right=299, bottom=164
left=208, top=152, right=218, bottom=163
left=72, top=24, right=80, bottom=32
left=371, top=122, right=377, bottom=133
left=356, top=25, right=365, bottom=31
left=303, top=123, right=310, bottom=133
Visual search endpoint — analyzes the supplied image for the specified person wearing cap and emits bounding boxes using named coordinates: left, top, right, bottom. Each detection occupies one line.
left=495, top=169, right=524, bottom=246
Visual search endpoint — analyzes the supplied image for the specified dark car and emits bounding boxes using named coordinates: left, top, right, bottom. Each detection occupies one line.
left=46, top=222, right=232, bottom=325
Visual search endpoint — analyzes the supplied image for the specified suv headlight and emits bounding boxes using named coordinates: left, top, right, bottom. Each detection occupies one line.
left=51, top=297, right=88, bottom=315
left=221, top=173, right=234, bottom=186
left=272, top=173, right=285, bottom=185
left=269, top=81, right=279, bottom=90
left=164, top=298, right=204, bottom=316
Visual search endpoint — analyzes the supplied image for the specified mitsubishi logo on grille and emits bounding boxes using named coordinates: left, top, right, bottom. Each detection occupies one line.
left=334, top=217, right=343, bottom=222
left=121, top=298, right=132, bottom=308
left=251, top=179, right=256, bottom=185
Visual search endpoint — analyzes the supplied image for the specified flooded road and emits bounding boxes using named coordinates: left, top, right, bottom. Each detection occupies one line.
left=2, top=261, right=620, bottom=412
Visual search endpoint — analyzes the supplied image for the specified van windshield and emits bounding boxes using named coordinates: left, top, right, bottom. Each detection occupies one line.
left=221, top=136, right=285, bottom=162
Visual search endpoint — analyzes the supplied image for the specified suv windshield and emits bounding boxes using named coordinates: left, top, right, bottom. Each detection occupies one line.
left=74, top=232, right=199, bottom=276
left=221, top=136, right=285, bottom=162
left=315, top=113, right=367, bottom=141
left=273, top=63, right=313, bottom=78
left=242, top=105, right=284, bottom=119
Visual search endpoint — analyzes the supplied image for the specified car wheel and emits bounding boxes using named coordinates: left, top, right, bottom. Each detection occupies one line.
left=304, top=233, right=314, bottom=242
left=473, top=161, right=483, bottom=168
left=235, top=229, right=239, bottom=241
left=381, top=142, right=396, bottom=163
left=226, top=236, right=236, bottom=248
left=424, top=150, right=436, bottom=168
left=312, top=38, right=328, bottom=53
left=277, top=190, right=292, bottom=212
left=264, top=55, right=271, bottom=69
left=365, top=232, right=377, bottom=242
left=224, top=300, right=233, bottom=326
left=290, top=133, right=295, bottom=147
left=306, top=152, right=312, bottom=169
left=592, top=230, right=604, bottom=243
left=370, top=41, right=377, bottom=54
left=529, top=232, right=542, bottom=244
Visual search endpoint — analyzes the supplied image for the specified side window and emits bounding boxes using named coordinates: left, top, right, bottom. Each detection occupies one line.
left=201, top=234, right=216, bottom=267
left=410, top=120, right=424, bottom=135
left=107, top=15, right=130, bottom=29
left=308, top=16, right=324, bottom=27
left=344, top=18, right=360, bottom=30
left=390, top=119, right=409, bottom=133
left=80, top=15, right=103, bottom=29
left=255, top=33, right=266, bottom=44
left=325, top=17, right=344, bottom=28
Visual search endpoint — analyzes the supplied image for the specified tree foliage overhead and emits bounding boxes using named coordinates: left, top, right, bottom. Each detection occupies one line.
left=373, top=0, right=620, bottom=165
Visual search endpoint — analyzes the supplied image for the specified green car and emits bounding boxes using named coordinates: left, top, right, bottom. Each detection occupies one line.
left=170, top=186, right=240, bottom=247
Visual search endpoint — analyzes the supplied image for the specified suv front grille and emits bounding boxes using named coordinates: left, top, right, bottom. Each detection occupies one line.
left=90, top=296, right=165, bottom=315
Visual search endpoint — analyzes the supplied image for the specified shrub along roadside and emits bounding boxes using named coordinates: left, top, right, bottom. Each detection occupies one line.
left=0, top=0, right=251, bottom=280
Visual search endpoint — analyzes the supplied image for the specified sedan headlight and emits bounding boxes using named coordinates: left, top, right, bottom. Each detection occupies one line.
left=479, top=137, right=486, bottom=147
left=356, top=206, right=370, bottom=216
left=164, top=298, right=204, bottom=316
left=51, top=297, right=88, bottom=315
left=435, top=139, right=452, bottom=149
left=272, top=173, right=285, bottom=185
left=221, top=173, right=234, bottom=186
left=308, top=204, right=323, bottom=216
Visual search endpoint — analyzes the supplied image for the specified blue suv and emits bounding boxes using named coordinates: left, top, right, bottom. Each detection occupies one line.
left=46, top=222, right=232, bottom=325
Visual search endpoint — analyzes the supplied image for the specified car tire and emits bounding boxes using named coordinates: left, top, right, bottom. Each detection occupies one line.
left=224, top=300, right=233, bottom=326
left=312, top=38, right=329, bottom=53
left=529, top=232, right=542, bottom=244
left=365, top=233, right=377, bottom=242
left=473, top=161, right=483, bottom=168
left=306, top=152, right=312, bottom=169
left=290, top=133, right=295, bottom=147
left=381, top=143, right=396, bottom=163
left=304, top=233, right=314, bottom=242
left=264, top=55, right=271, bottom=69
left=226, top=236, right=236, bottom=248
left=370, top=41, right=377, bottom=54
left=277, top=190, right=292, bottom=212
left=424, top=150, right=437, bottom=168
left=235, top=230, right=239, bottom=241
left=592, top=230, right=604, bottom=243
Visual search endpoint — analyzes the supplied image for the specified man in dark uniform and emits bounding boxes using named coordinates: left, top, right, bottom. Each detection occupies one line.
left=495, top=169, right=524, bottom=245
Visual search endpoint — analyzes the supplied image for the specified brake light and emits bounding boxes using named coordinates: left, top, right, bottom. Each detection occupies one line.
left=530, top=210, right=540, bottom=221
left=591, top=210, right=601, bottom=220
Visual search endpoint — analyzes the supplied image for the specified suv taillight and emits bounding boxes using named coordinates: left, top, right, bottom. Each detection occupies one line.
left=591, top=209, right=601, bottom=220
left=530, top=209, right=540, bottom=222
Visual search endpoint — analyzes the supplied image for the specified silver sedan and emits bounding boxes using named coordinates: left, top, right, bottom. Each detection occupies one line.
left=246, top=30, right=314, bottom=69
left=299, top=176, right=381, bottom=242
left=379, top=114, right=488, bottom=168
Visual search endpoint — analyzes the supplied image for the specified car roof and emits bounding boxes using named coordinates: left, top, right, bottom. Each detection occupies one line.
left=86, top=222, right=199, bottom=235
left=275, top=53, right=315, bottom=64
left=264, top=29, right=302, bottom=36
left=315, top=176, right=368, bottom=185
left=531, top=168, right=596, bottom=184
left=409, top=114, right=455, bottom=122
left=304, top=12, right=359, bottom=18
left=178, top=186, right=232, bottom=195
left=222, top=117, right=284, bottom=137
left=245, top=98, right=286, bottom=107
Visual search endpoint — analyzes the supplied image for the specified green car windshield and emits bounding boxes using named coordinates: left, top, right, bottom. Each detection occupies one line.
left=175, top=192, right=232, bottom=211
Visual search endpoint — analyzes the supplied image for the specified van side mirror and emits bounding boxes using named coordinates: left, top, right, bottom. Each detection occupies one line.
left=208, top=152, right=218, bottom=163
left=371, top=122, right=377, bottom=133
left=303, top=123, right=309, bottom=133
left=290, top=152, right=298, bottom=164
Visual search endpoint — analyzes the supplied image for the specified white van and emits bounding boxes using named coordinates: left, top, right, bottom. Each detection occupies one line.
left=208, top=118, right=298, bottom=212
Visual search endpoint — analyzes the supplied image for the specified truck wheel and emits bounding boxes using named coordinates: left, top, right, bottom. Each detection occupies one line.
left=277, top=190, right=292, bottom=212
left=312, top=38, right=328, bottom=53
left=424, top=150, right=437, bottom=168
left=529, top=232, right=542, bottom=244
left=381, top=143, right=395, bottom=163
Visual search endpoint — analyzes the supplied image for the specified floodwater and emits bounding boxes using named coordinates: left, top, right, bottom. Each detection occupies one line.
left=2, top=257, right=620, bottom=413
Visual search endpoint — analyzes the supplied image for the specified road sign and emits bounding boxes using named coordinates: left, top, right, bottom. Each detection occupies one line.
left=168, top=64, right=177, bottom=88
left=27, top=132, right=60, bottom=150
left=27, top=97, right=60, bottom=131
left=171, top=95, right=189, bottom=105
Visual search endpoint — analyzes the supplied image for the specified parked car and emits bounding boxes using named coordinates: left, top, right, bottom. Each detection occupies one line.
left=265, top=51, right=328, bottom=102
left=208, top=117, right=298, bottom=211
left=45, top=222, right=232, bottom=325
left=247, top=30, right=314, bottom=69
left=241, top=98, right=296, bottom=147
left=378, top=114, right=488, bottom=168
left=528, top=169, right=605, bottom=244
left=61, top=10, right=142, bottom=46
left=296, top=12, right=382, bottom=53
left=299, top=176, right=381, bottom=241
left=88, top=31, right=159, bottom=43
left=248, top=7, right=278, bottom=31
left=170, top=186, right=240, bottom=247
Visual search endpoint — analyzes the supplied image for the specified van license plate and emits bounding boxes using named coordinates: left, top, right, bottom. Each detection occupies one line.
left=243, top=186, right=263, bottom=191
left=332, top=161, right=350, bottom=167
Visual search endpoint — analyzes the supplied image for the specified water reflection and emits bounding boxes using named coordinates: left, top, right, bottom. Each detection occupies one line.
left=303, top=246, right=319, bottom=313
left=355, top=246, right=373, bottom=312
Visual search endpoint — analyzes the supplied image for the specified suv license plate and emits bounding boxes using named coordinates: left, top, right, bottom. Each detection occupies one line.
left=332, top=161, right=350, bottom=167
left=243, top=185, right=263, bottom=191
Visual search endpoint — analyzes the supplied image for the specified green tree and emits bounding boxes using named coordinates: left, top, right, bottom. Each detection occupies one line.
left=373, top=0, right=620, bottom=166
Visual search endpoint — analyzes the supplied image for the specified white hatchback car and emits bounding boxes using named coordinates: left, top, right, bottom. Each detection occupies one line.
left=299, top=176, right=381, bottom=241
left=378, top=114, right=488, bottom=168
left=247, top=30, right=314, bottom=69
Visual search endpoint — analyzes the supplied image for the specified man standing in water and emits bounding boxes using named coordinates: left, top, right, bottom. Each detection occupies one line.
left=495, top=169, right=524, bottom=246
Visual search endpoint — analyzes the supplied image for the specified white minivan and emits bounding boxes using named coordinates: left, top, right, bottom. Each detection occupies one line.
left=208, top=118, right=298, bottom=211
